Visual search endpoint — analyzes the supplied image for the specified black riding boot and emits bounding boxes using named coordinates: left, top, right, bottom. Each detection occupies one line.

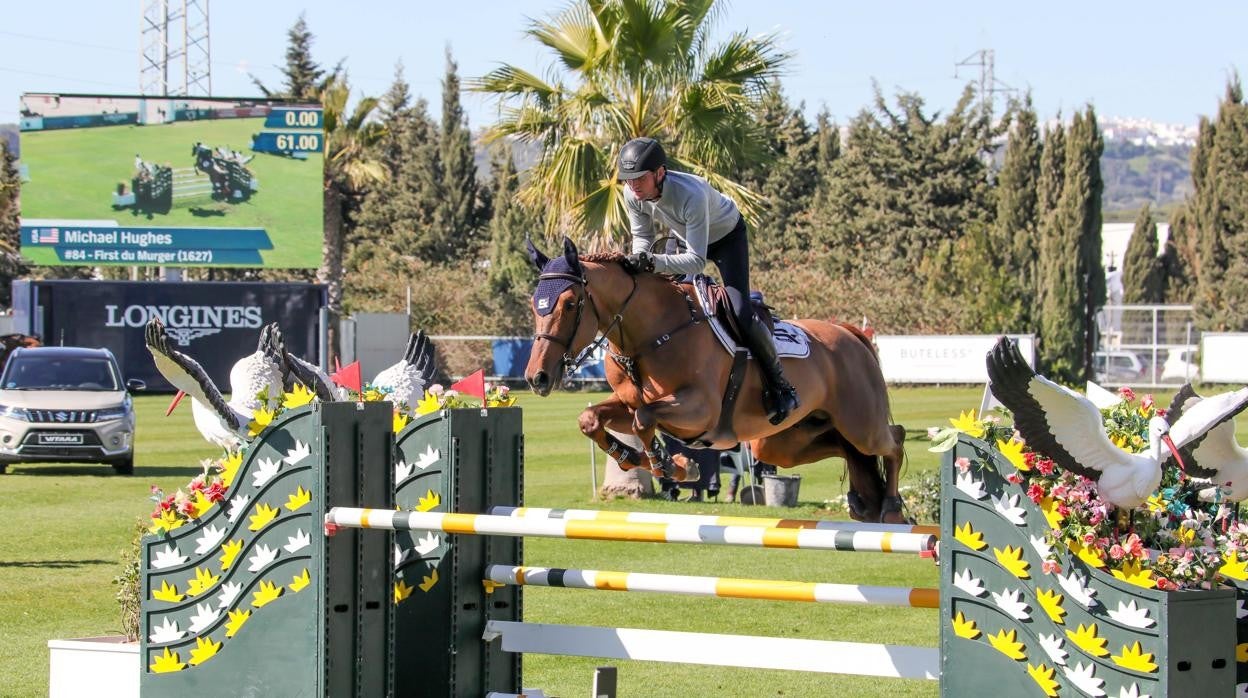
left=742, top=319, right=800, bottom=425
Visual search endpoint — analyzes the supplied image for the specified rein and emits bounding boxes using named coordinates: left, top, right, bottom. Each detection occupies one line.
left=534, top=270, right=637, bottom=379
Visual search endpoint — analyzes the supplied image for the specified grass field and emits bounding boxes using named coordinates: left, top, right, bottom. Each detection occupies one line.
left=1, top=384, right=1186, bottom=696
left=20, top=119, right=322, bottom=268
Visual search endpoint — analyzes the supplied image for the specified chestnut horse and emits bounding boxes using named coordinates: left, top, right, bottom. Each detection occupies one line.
left=524, top=238, right=909, bottom=523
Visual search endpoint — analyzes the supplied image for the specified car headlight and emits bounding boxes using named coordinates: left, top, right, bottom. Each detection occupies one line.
left=0, top=404, right=30, bottom=421
left=96, top=397, right=133, bottom=422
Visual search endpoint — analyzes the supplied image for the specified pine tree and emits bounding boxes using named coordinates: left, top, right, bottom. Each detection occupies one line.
left=251, top=13, right=341, bottom=101
left=0, top=142, right=25, bottom=305
left=744, top=84, right=817, bottom=267
left=486, top=144, right=540, bottom=310
left=1122, top=203, right=1164, bottom=303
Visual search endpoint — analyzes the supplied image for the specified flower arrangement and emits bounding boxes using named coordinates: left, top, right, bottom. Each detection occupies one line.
left=934, top=389, right=1248, bottom=591
left=145, top=382, right=519, bottom=535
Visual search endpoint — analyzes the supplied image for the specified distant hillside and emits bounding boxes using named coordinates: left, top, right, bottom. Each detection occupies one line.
left=1101, top=139, right=1192, bottom=219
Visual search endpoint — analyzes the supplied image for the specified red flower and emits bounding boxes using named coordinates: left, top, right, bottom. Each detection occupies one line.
left=204, top=480, right=227, bottom=503
left=178, top=500, right=196, bottom=516
left=1117, top=386, right=1136, bottom=401
left=1036, top=458, right=1054, bottom=476
left=1006, top=472, right=1022, bottom=485
left=1027, top=483, right=1045, bottom=503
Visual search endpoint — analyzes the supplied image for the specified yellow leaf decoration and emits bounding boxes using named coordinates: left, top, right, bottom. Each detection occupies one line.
left=290, top=568, right=311, bottom=593
left=419, top=568, right=439, bottom=592
left=1027, top=663, right=1059, bottom=697
left=219, top=539, right=243, bottom=571
left=188, top=636, right=222, bottom=667
left=952, top=611, right=981, bottom=639
left=394, top=579, right=415, bottom=604
left=1237, top=643, right=1248, bottom=663
left=248, top=503, right=279, bottom=531
left=987, top=628, right=1027, bottom=661
left=1066, top=538, right=1106, bottom=568
left=285, top=486, right=312, bottom=512
left=219, top=451, right=244, bottom=488
left=954, top=522, right=987, bottom=551
left=191, top=490, right=215, bottom=519
left=1112, top=641, right=1159, bottom=673
left=149, top=509, right=184, bottom=534
left=1220, top=551, right=1248, bottom=581
left=950, top=409, right=985, bottom=438
left=415, top=391, right=442, bottom=416
left=1036, top=588, right=1067, bottom=625
left=225, top=608, right=251, bottom=638
left=996, top=438, right=1028, bottom=471
left=251, top=580, right=284, bottom=608
left=152, top=580, right=184, bottom=603
left=393, top=411, right=410, bottom=433
left=1111, top=559, right=1157, bottom=589
left=149, top=647, right=185, bottom=673
left=1066, top=623, right=1110, bottom=658
left=247, top=406, right=276, bottom=438
left=185, top=567, right=220, bottom=597
left=993, top=546, right=1031, bottom=579
left=282, top=384, right=315, bottom=409
left=416, top=490, right=441, bottom=513
left=1040, top=496, right=1064, bottom=529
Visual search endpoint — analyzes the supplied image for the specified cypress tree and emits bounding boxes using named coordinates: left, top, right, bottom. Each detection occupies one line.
left=992, top=96, right=1042, bottom=332
left=1069, top=107, right=1105, bottom=377
left=0, top=142, right=24, bottom=305
left=1122, top=203, right=1164, bottom=303
left=1161, top=203, right=1195, bottom=303
left=745, top=84, right=817, bottom=266
left=1036, top=119, right=1082, bottom=381
left=251, top=14, right=340, bottom=101
left=432, top=48, right=481, bottom=262
left=486, top=143, right=540, bottom=304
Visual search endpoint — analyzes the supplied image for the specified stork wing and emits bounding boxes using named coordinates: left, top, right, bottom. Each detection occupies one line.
left=986, top=337, right=1114, bottom=480
left=1165, top=383, right=1199, bottom=426
left=407, top=330, right=436, bottom=390
left=1162, top=385, right=1217, bottom=477
left=144, top=318, right=241, bottom=431
left=1168, top=386, right=1248, bottom=465
left=286, top=352, right=337, bottom=402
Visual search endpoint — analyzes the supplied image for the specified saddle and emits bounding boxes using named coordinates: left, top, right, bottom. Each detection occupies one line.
left=689, top=275, right=775, bottom=346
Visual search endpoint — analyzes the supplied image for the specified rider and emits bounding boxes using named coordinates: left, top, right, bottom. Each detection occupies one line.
left=615, top=136, right=800, bottom=425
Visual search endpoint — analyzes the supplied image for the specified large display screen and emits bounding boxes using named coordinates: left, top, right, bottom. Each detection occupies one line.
left=18, top=93, right=324, bottom=268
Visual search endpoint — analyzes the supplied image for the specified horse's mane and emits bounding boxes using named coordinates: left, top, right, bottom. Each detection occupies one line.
left=579, top=251, right=626, bottom=265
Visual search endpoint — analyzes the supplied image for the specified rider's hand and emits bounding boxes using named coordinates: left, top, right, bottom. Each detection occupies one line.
left=622, top=252, right=655, bottom=274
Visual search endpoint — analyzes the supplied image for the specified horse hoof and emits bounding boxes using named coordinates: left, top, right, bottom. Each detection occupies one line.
left=846, top=491, right=878, bottom=522
left=879, top=496, right=915, bottom=525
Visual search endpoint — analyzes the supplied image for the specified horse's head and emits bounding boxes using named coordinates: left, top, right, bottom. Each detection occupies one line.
left=523, top=237, right=603, bottom=396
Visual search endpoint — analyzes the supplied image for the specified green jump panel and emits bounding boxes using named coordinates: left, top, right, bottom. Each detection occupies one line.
left=392, top=407, right=523, bottom=697
left=940, top=435, right=1236, bottom=697
left=139, top=402, right=395, bottom=697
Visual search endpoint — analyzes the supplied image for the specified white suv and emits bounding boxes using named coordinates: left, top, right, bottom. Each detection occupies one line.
left=1161, top=348, right=1200, bottom=383
left=0, top=346, right=143, bottom=474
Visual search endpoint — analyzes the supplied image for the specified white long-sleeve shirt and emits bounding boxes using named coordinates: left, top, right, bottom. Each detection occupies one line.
left=625, top=170, right=741, bottom=276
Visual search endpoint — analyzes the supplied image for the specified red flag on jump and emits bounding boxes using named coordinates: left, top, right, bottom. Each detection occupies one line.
left=451, top=369, right=486, bottom=403
left=331, top=360, right=362, bottom=393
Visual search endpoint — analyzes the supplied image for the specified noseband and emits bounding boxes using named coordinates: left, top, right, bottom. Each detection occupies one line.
left=534, top=269, right=636, bottom=379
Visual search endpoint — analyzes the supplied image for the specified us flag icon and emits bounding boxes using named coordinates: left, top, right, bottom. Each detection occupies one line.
left=37, top=228, right=59, bottom=244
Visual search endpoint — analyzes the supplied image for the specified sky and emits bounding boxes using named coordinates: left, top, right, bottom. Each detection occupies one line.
left=3, top=1, right=1246, bottom=130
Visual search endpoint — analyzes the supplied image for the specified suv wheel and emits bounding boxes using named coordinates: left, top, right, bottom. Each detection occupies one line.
left=0, top=463, right=6, bottom=475
left=112, top=457, right=134, bottom=475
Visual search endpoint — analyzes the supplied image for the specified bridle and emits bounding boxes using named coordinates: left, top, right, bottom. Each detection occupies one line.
left=533, top=269, right=638, bottom=379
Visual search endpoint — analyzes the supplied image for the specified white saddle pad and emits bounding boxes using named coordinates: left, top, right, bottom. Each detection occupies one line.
left=692, top=280, right=811, bottom=359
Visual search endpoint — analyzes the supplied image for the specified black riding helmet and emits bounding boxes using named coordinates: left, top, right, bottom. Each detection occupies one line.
left=617, top=137, right=666, bottom=181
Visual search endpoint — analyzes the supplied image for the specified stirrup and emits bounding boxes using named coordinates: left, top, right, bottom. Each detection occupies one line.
left=764, top=386, right=799, bottom=425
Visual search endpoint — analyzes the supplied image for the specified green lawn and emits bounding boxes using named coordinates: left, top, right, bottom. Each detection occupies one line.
left=20, top=120, right=322, bottom=268
left=0, top=385, right=1100, bottom=696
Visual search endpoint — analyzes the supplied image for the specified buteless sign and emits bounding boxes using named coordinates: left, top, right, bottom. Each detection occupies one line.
left=874, top=335, right=1036, bottom=383
left=11, top=280, right=326, bottom=392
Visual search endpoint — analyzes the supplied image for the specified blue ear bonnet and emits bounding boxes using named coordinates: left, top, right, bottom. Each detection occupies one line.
left=532, top=256, right=579, bottom=317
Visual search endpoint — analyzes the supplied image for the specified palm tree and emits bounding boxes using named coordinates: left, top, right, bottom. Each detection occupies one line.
left=471, top=0, right=790, bottom=250
left=320, top=76, right=387, bottom=364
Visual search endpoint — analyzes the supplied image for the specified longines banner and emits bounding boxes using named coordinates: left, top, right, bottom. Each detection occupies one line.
left=11, top=280, right=326, bottom=391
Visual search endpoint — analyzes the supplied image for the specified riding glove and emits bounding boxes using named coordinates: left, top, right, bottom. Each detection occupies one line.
left=623, top=252, right=655, bottom=274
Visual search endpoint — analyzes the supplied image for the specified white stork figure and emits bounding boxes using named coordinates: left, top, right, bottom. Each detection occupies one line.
left=145, top=317, right=284, bottom=450
left=986, top=337, right=1195, bottom=508
left=371, top=330, right=436, bottom=415
left=266, top=325, right=342, bottom=402
left=1165, top=384, right=1248, bottom=501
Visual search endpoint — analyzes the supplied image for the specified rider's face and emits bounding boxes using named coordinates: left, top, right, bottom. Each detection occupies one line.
left=625, top=167, right=664, bottom=201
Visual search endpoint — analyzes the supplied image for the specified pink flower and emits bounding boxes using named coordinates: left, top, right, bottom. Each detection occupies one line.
left=1155, top=408, right=1167, bottom=419
left=1042, top=560, right=1061, bottom=575
left=955, top=457, right=971, bottom=474
left=1141, top=394, right=1155, bottom=411
left=204, top=481, right=227, bottom=503
left=1036, top=458, right=1054, bottom=476
left=149, top=485, right=161, bottom=495
left=1026, top=483, right=1045, bottom=503
left=1006, top=472, right=1022, bottom=485
left=178, top=500, right=196, bottom=516
left=1117, top=386, right=1136, bottom=401
left=1156, top=577, right=1177, bottom=591
left=1082, top=532, right=1096, bottom=545
left=1109, top=544, right=1125, bottom=560
left=1123, top=533, right=1144, bottom=557
left=1057, top=503, right=1071, bottom=517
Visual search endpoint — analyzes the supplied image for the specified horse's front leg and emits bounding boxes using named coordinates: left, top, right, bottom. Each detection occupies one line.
left=632, top=387, right=713, bottom=482
left=577, top=395, right=647, bottom=469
